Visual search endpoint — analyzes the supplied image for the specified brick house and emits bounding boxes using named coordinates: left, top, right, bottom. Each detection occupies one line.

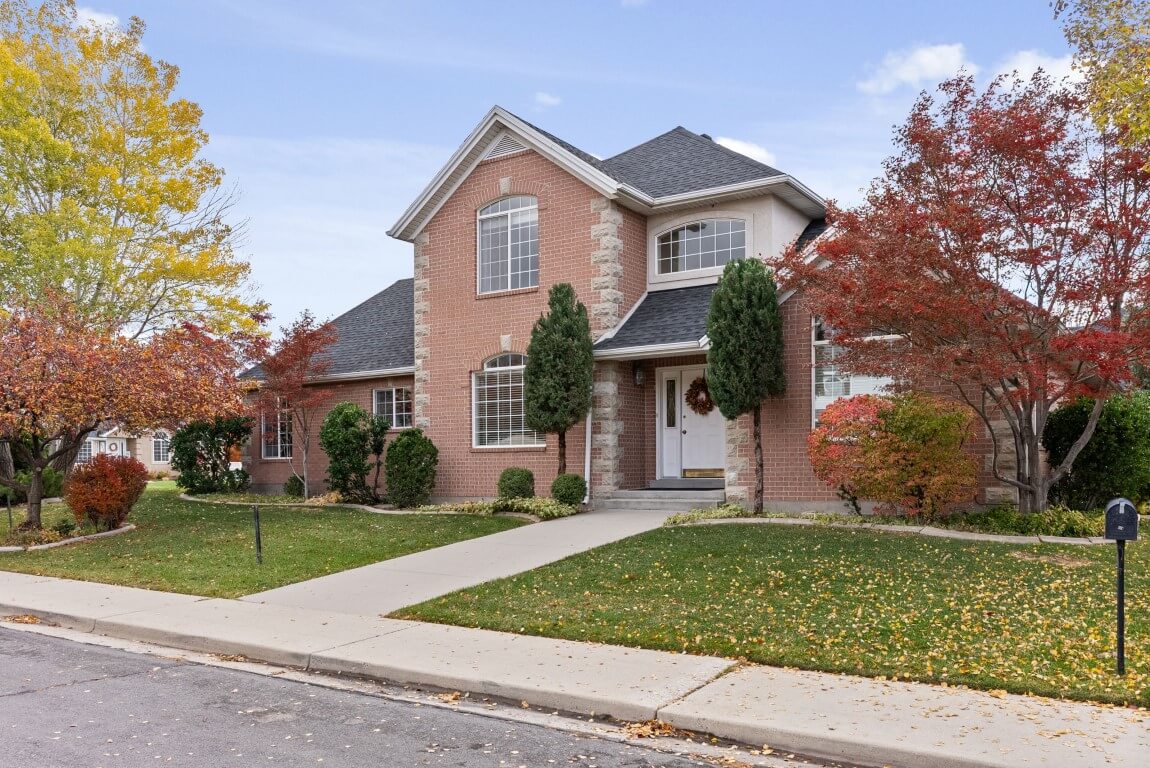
left=246, top=106, right=1006, bottom=510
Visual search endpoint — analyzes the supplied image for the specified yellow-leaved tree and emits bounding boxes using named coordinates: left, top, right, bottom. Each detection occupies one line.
left=1058, top=0, right=1150, bottom=143
left=0, top=0, right=264, bottom=336
left=0, top=0, right=267, bottom=474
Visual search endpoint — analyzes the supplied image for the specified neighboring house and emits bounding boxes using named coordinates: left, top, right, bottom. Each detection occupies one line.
left=78, top=425, right=176, bottom=477
left=245, top=106, right=1004, bottom=508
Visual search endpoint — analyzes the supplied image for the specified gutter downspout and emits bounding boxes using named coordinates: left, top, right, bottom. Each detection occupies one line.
left=583, top=410, right=592, bottom=505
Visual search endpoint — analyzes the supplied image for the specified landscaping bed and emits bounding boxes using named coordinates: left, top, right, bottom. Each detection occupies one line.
left=0, top=487, right=524, bottom=598
left=398, top=522, right=1150, bottom=707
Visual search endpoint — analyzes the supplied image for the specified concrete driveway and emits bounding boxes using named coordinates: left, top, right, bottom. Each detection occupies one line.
left=242, top=507, right=668, bottom=616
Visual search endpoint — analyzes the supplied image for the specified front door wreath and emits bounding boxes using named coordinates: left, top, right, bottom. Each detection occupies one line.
left=685, top=375, right=714, bottom=416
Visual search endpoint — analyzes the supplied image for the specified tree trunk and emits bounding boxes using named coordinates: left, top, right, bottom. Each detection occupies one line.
left=20, top=465, right=44, bottom=531
left=0, top=441, right=13, bottom=485
left=752, top=405, right=764, bottom=515
left=557, top=430, right=567, bottom=476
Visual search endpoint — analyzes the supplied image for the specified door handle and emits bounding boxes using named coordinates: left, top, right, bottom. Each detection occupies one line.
left=682, top=429, right=687, bottom=435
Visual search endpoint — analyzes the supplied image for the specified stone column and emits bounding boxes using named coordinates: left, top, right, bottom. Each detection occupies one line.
left=591, top=362, right=624, bottom=497
left=590, top=198, right=625, bottom=339
left=724, top=413, right=752, bottom=507
left=412, top=232, right=432, bottom=430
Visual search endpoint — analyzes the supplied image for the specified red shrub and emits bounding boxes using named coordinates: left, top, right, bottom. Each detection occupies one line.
left=809, top=394, right=977, bottom=519
left=65, top=454, right=149, bottom=531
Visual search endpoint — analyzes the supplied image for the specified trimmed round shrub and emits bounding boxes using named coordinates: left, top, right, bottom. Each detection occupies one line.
left=497, top=467, right=535, bottom=499
left=319, top=402, right=376, bottom=503
left=550, top=473, right=586, bottom=506
left=171, top=416, right=253, bottom=494
left=65, top=454, right=148, bottom=531
left=385, top=428, right=439, bottom=508
left=1043, top=392, right=1150, bottom=510
left=283, top=474, right=304, bottom=498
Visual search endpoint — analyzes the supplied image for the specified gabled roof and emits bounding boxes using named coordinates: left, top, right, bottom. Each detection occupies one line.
left=388, top=106, right=825, bottom=242
left=243, top=279, right=415, bottom=381
left=594, top=284, right=716, bottom=358
left=600, top=127, right=785, bottom=198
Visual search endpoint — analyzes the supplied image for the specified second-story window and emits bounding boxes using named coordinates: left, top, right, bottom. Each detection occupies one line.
left=477, top=196, right=538, bottom=294
left=657, top=218, right=745, bottom=274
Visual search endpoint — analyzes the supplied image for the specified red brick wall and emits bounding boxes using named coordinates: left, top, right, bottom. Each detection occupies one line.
left=246, top=375, right=414, bottom=495
left=417, top=149, right=647, bottom=500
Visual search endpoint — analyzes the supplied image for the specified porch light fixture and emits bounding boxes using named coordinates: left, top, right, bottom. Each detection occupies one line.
left=632, top=362, right=645, bottom=387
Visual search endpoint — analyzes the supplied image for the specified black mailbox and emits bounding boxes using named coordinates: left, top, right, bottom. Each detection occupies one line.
left=1105, top=498, right=1139, bottom=541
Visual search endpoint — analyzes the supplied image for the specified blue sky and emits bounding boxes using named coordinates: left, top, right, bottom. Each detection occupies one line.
left=76, top=1, right=1074, bottom=327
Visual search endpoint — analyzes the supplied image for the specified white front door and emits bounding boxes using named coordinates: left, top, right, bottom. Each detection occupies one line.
left=658, top=366, right=726, bottom=479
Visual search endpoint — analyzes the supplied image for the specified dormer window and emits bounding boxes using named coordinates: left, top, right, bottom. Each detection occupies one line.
left=657, top=218, right=745, bottom=275
left=477, top=196, right=539, bottom=294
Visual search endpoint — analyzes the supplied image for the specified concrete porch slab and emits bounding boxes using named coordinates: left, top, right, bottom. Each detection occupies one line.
left=94, top=598, right=416, bottom=668
left=658, top=664, right=1150, bottom=768
left=311, top=621, right=734, bottom=722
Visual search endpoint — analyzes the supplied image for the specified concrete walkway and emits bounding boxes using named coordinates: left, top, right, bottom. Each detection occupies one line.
left=243, top=507, right=669, bottom=616
left=1, top=570, right=1146, bottom=768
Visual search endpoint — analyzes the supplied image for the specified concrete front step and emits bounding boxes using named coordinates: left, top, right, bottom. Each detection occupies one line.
left=595, top=498, right=722, bottom=512
left=647, top=478, right=724, bottom=490
left=610, top=489, right=726, bottom=501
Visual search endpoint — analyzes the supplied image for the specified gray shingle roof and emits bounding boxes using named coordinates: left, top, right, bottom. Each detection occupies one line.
left=600, top=127, right=786, bottom=198
left=595, top=284, right=716, bottom=352
left=794, top=218, right=828, bottom=252
left=243, top=278, right=414, bottom=380
left=517, top=115, right=786, bottom=200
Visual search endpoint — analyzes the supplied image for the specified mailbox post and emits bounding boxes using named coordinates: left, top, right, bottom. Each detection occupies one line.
left=1104, top=498, right=1139, bottom=676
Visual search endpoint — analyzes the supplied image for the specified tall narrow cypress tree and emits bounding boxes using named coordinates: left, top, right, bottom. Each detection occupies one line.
left=524, top=283, right=594, bottom=476
left=706, top=259, right=786, bottom=513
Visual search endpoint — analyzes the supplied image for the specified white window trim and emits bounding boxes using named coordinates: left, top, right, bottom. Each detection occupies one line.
left=810, top=319, right=899, bottom=426
left=152, top=431, right=171, bottom=464
left=261, top=411, right=292, bottom=460
left=372, top=387, right=413, bottom=430
left=471, top=357, right=546, bottom=449
left=647, top=210, right=754, bottom=289
left=476, top=196, right=540, bottom=296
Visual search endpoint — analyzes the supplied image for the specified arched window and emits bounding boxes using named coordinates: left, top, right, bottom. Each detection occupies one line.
left=477, top=196, right=538, bottom=294
left=152, top=431, right=171, bottom=463
left=657, top=218, right=745, bottom=274
left=472, top=354, right=543, bottom=447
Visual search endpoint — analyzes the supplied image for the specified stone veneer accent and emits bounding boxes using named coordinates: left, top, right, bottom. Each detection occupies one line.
left=589, top=197, right=625, bottom=338
left=591, top=361, right=624, bottom=497
left=724, top=417, right=751, bottom=505
left=413, top=231, right=432, bottom=430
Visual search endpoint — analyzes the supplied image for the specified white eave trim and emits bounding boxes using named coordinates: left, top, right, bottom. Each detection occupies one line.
left=388, top=106, right=621, bottom=242
left=387, top=106, right=827, bottom=242
left=593, top=339, right=708, bottom=361
left=308, top=366, right=416, bottom=383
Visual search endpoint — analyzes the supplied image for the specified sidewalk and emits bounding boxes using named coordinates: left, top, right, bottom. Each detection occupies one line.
left=1, top=570, right=1146, bottom=768
left=244, top=507, right=668, bottom=615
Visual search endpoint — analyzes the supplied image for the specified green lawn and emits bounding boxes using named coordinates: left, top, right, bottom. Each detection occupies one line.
left=0, top=487, right=524, bottom=598
left=398, top=523, right=1150, bottom=707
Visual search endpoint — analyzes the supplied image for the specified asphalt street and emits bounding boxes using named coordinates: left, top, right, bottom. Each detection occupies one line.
left=0, top=627, right=727, bottom=768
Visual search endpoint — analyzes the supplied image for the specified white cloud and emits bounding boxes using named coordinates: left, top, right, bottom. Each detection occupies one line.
left=715, top=137, right=777, bottom=166
left=993, top=50, right=1081, bottom=84
left=75, top=7, right=120, bottom=28
left=534, top=91, right=562, bottom=109
left=858, top=43, right=978, bottom=95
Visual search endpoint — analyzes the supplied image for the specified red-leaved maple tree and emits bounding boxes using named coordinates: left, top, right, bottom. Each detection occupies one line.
left=254, top=311, right=338, bottom=498
left=0, top=300, right=257, bottom=529
left=779, top=73, right=1150, bottom=513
